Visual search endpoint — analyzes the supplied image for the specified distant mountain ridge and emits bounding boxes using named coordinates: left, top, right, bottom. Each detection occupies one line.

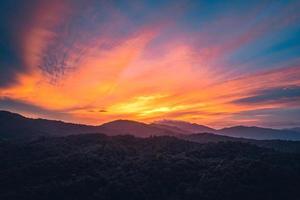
left=1, top=110, right=300, bottom=141
left=0, top=111, right=180, bottom=139
left=182, top=133, right=300, bottom=153
left=150, top=123, right=188, bottom=134
left=99, top=120, right=178, bottom=137
left=217, top=126, right=300, bottom=140
left=153, top=119, right=216, bottom=133
left=154, top=119, right=300, bottom=141
left=0, top=110, right=101, bottom=139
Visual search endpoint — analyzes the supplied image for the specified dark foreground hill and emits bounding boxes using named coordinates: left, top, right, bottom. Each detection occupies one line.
left=1, top=134, right=300, bottom=200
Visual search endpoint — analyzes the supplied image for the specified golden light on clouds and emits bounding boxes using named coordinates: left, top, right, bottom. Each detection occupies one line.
left=1, top=0, right=300, bottom=128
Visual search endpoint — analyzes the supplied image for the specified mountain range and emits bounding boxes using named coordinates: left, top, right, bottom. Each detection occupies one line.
left=1, top=110, right=300, bottom=141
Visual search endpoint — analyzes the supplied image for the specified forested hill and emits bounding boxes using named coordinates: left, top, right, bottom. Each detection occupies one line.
left=1, top=134, right=300, bottom=200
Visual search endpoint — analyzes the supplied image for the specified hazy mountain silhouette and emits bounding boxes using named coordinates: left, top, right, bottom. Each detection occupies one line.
left=153, top=119, right=216, bottom=133
left=183, top=133, right=300, bottom=153
left=154, top=119, right=300, bottom=140
left=0, top=110, right=102, bottom=139
left=0, top=111, right=178, bottom=139
left=1, top=110, right=300, bottom=141
left=98, top=120, right=178, bottom=137
left=149, top=123, right=188, bottom=134
left=218, top=126, right=300, bottom=140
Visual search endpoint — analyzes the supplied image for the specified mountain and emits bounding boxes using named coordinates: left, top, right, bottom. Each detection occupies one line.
left=2, top=110, right=300, bottom=141
left=153, top=121, right=300, bottom=141
left=149, top=123, right=188, bottom=134
left=182, top=133, right=300, bottom=153
left=0, top=110, right=102, bottom=139
left=153, top=120, right=216, bottom=134
left=0, top=111, right=180, bottom=139
left=1, top=133, right=300, bottom=200
left=98, top=120, right=178, bottom=137
left=218, top=126, right=300, bottom=140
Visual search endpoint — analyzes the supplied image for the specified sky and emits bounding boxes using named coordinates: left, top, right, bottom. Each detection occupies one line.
left=0, top=0, right=300, bottom=128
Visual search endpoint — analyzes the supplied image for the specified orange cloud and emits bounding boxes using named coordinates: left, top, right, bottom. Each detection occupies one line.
left=1, top=1, right=300, bottom=127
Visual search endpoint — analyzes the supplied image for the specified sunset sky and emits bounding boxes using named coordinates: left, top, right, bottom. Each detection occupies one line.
left=0, top=0, right=300, bottom=128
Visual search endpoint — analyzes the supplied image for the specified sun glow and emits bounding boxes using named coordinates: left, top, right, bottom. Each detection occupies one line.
left=1, top=0, right=300, bottom=128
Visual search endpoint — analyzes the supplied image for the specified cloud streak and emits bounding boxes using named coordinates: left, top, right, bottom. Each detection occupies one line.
left=233, top=86, right=300, bottom=104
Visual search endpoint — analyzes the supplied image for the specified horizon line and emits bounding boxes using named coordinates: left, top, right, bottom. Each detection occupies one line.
left=1, top=110, right=298, bottom=131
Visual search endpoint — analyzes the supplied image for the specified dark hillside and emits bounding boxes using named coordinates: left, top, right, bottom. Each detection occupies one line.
left=1, top=134, right=300, bottom=200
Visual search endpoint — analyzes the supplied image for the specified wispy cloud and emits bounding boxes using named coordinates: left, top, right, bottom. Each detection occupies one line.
left=232, top=86, right=300, bottom=105
left=0, top=0, right=299, bottom=127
